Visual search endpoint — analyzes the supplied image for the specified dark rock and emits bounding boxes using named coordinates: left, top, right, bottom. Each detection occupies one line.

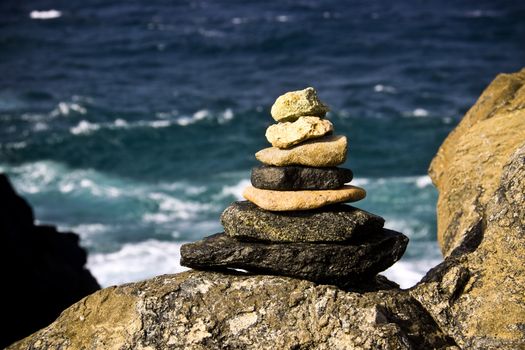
left=180, top=231, right=408, bottom=286
left=0, top=174, right=100, bottom=348
left=221, top=201, right=384, bottom=242
left=251, top=165, right=353, bottom=190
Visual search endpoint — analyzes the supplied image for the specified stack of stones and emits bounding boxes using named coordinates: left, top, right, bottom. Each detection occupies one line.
left=181, top=88, right=408, bottom=288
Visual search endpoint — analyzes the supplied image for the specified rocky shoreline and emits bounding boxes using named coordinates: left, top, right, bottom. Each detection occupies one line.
left=7, top=68, right=525, bottom=349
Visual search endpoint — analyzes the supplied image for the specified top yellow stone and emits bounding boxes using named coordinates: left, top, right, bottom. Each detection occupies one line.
left=271, top=87, right=329, bottom=122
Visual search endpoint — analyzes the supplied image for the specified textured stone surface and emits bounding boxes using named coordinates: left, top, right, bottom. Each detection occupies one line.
left=0, top=174, right=100, bottom=348
left=243, top=184, right=365, bottom=211
left=270, top=87, right=329, bottom=122
left=180, top=231, right=408, bottom=285
left=410, top=68, right=525, bottom=349
left=429, top=68, right=525, bottom=256
left=256, top=135, right=347, bottom=167
left=411, top=142, right=525, bottom=349
left=221, top=201, right=384, bottom=242
left=265, top=116, right=333, bottom=148
left=10, top=271, right=457, bottom=350
left=251, top=165, right=353, bottom=190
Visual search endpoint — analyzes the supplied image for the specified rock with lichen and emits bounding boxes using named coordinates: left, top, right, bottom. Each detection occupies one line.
left=9, top=271, right=456, bottom=350
left=270, top=87, right=329, bottom=122
left=255, top=134, right=347, bottom=167
left=221, top=201, right=383, bottom=242
left=265, top=116, right=333, bottom=148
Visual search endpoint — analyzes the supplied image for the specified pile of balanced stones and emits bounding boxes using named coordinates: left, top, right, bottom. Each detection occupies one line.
left=181, top=87, right=408, bottom=288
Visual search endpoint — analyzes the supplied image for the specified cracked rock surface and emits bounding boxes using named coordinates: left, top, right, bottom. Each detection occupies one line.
left=9, top=271, right=456, bottom=350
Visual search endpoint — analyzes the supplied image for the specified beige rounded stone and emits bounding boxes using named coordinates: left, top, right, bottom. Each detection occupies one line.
left=265, top=116, right=333, bottom=149
left=242, top=185, right=366, bottom=211
left=270, top=87, right=329, bottom=122
left=256, top=135, right=347, bottom=167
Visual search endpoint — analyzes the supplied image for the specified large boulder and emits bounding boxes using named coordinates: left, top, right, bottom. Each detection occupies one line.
left=9, top=271, right=455, bottom=350
left=429, top=68, right=525, bottom=256
left=411, top=69, right=525, bottom=348
left=0, top=174, right=100, bottom=348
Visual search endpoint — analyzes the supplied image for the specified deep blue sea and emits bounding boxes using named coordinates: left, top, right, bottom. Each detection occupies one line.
left=1, top=0, right=524, bottom=288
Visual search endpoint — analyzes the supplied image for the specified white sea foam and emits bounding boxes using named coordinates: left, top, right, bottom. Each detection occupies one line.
left=415, top=175, right=433, bottom=188
left=8, top=161, right=62, bottom=193
left=383, top=258, right=442, bottom=289
left=30, top=10, right=62, bottom=20
left=3, top=161, right=129, bottom=200
left=149, top=120, right=172, bottom=128
left=158, top=181, right=207, bottom=196
left=355, top=175, right=434, bottom=188
left=384, top=218, right=433, bottom=240
left=218, top=108, right=234, bottom=124
left=373, top=84, right=396, bottom=93
left=68, top=223, right=109, bottom=235
left=87, top=240, right=189, bottom=287
left=70, top=120, right=100, bottom=135
left=176, top=109, right=210, bottom=126
left=51, top=101, right=87, bottom=117
left=33, top=122, right=49, bottom=132
left=63, top=109, right=232, bottom=135
left=350, top=177, right=370, bottom=187
left=217, top=179, right=251, bottom=201
left=409, top=108, right=429, bottom=117
left=143, top=192, right=213, bottom=223
left=114, top=118, right=128, bottom=127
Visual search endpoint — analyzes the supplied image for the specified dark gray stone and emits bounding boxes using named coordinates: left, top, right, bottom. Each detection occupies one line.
left=221, top=201, right=384, bottom=242
left=180, top=230, right=408, bottom=286
left=251, top=165, right=353, bottom=190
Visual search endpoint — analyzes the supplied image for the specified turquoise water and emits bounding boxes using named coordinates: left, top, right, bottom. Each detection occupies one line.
left=1, top=0, right=524, bottom=287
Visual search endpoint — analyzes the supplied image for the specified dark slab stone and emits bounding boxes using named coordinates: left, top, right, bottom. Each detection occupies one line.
left=251, top=165, right=353, bottom=190
left=221, top=201, right=384, bottom=242
left=180, top=230, right=408, bottom=286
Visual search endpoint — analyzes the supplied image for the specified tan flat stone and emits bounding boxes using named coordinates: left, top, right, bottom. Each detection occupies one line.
left=242, top=185, right=366, bottom=211
left=256, top=135, right=347, bottom=167
left=271, top=87, right=329, bottom=122
left=265, top=116, right=333, bottom=149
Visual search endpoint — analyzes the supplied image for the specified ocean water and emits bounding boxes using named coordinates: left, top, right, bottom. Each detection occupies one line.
left=1, top=0, right=524, bottom=288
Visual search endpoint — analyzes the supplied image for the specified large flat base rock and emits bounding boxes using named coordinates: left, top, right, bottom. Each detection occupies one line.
left=221, top=201, right=384, bottom=242
left=243, top=185, right=366, bottom=211
left=10, top=271, right=457, bottom=350
left=180, top=231, right=408, bottom=286
left=251, top=165, right=353, bottom=191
